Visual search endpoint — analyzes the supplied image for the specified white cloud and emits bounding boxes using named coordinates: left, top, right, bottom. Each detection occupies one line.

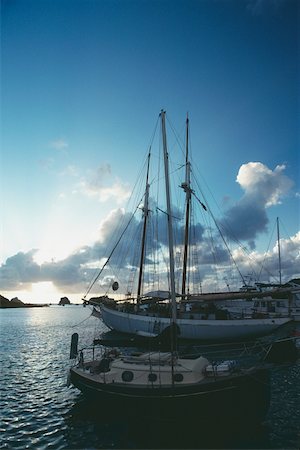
left=78, top=164, right=131, bottom=204
left=98, top=208, right=126, bottom=243
left=236, top=162, right=293, bottom=207
left=0, top=161, right=298, bottom=299
left=1, top=217, right=299, bottom=297
left=230, top=231, right=300, bottom=283
left=50, top=138, right=69, bottom=150
left=220, top=162, right=294, bottom=246
left=60, top=165, right=79, bottom=177
left=80, top=179, right=131, bottom=203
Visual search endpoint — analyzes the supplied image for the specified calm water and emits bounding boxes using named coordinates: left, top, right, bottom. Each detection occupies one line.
left=1, top=306, right=299, bottom=449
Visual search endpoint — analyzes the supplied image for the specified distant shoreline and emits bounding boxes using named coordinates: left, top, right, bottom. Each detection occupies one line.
left=0, top=294, right=80, bottom=308
left=0, top=303, right=82, bottom=308
left=0, top=304, right=50, bottom=309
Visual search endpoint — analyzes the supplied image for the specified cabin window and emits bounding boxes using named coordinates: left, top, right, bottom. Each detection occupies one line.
left=148, top=373, right=157, bottom=382
left=173, top=373, right=184, bottom=382
left=122, top=371, right=134, bottom=382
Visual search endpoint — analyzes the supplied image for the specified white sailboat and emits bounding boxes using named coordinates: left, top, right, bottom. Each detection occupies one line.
left=84, top=112, right=294, bottom=341
left=69, top=111, right=271, bottom=422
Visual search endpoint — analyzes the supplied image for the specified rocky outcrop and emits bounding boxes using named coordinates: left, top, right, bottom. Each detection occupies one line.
left=0, top=295, right=25, bottom=308
left=0, top=294, right=48, bottom=308
left=11, top=297, right=24, bottom=306
left=0, top=295, right=10, bottom=307
left=59, top=297, right=71, bottom=306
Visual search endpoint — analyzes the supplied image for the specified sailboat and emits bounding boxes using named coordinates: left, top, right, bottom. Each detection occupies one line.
left=220, top=219, right=300, bottom=322
left=84, top=112, right=295, bottom=341
left=69, top=111, right=271, bottom=422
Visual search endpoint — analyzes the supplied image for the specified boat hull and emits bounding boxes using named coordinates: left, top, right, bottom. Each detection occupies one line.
left=70, top=365, right=270, bottom=422
left=100, top=304, right=292, bottom=341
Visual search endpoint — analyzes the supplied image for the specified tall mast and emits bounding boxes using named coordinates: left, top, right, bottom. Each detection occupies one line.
left=137, top=151, right=151, bottom=302
left=277, top=217, right=282, bottom=285
left=181, top=115, right=191, bottom=298
left=161, top=110, right=177, bottom=324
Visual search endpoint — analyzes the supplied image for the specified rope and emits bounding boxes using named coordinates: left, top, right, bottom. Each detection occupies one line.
left=70, top=308, right=94, bottom=328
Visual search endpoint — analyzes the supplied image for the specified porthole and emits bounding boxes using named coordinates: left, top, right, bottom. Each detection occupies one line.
left=122, top=370, right=134, bottom=382
left=173, top=373, right=184, bottom=382
left=148, top=373, right=157, bottom=382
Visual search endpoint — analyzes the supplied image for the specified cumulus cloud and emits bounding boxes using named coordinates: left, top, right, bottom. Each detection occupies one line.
left=220, top=162, right=293, bottom=247
left=98, top=208, right=128, bottom=244
left=230, top=231, right=300, bottom=283
left=236, top=163, right=293, bottom=207
left=1, top=224, right=299, bottom=295
left=78, top=164, right=131, bottom=204
left=0, top=202, right=203, bottom=293
left=278, top=231, right=300, bottom=276
left=0, top=250, right=42, bottom=290
left=0, top=162, right=298, bottom=297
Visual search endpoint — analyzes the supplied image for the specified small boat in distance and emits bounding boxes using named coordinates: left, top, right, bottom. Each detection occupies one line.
left=69, top=111, right=271, bottom=423
left=83, top=113, right=296, bottom=341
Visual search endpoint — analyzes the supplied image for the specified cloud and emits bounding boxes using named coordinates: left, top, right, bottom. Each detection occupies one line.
left=236, top=163, right=293, bottom=207
left=60, top=165, right=79, bottom=177
left=50, top=138, right=69, bottom=150
left=219, top=162, right=293, bottom=247
left=278, top=231, right=300, bottom=275
left=1, top=223, right=299, bottom=295
left=98, top=208, right=128, bottom=243
left=0, top=250, right=41, bottom=289
left=78, top=164, right=131, bottom=204
left=230, top=231, right=300, bottom=283
left=0, top=163, right=297, bottom=296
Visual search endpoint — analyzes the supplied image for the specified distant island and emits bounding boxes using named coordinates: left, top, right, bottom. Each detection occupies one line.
left=0, top=295, right=49, bottom=308
left=0, top=294, right=78, bottom=308
left=59, top=297, right=71, bottom=306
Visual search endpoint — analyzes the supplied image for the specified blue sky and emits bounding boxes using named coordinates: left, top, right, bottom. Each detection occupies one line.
left=1, top=0, right=299, bottom=303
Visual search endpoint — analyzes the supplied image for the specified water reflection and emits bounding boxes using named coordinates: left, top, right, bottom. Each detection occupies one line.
left=63, top=394, right=272, bottom=449
left=0, top=307, right=299, bottom=449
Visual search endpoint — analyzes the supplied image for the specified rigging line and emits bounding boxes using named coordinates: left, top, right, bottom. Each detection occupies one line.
left=189, top=161, right=257, bottom=260
left=156, top=206, right=181, bottom=221
left=83, top=157, right=151, bottom=295
left=193, top=172, right=251, bottom=254
left=165, top=114, right=186, bottom=157
left=192, top=172, right=258, bottom=282
left=83, top=201, right=143, bottom=300
left=278, top=217, right=293, bottom=243
left=83, top=141, right=156, bottom=299
left=70, top=308, right=94, bottom=327
left=192, top=192, right=246, bottom=286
